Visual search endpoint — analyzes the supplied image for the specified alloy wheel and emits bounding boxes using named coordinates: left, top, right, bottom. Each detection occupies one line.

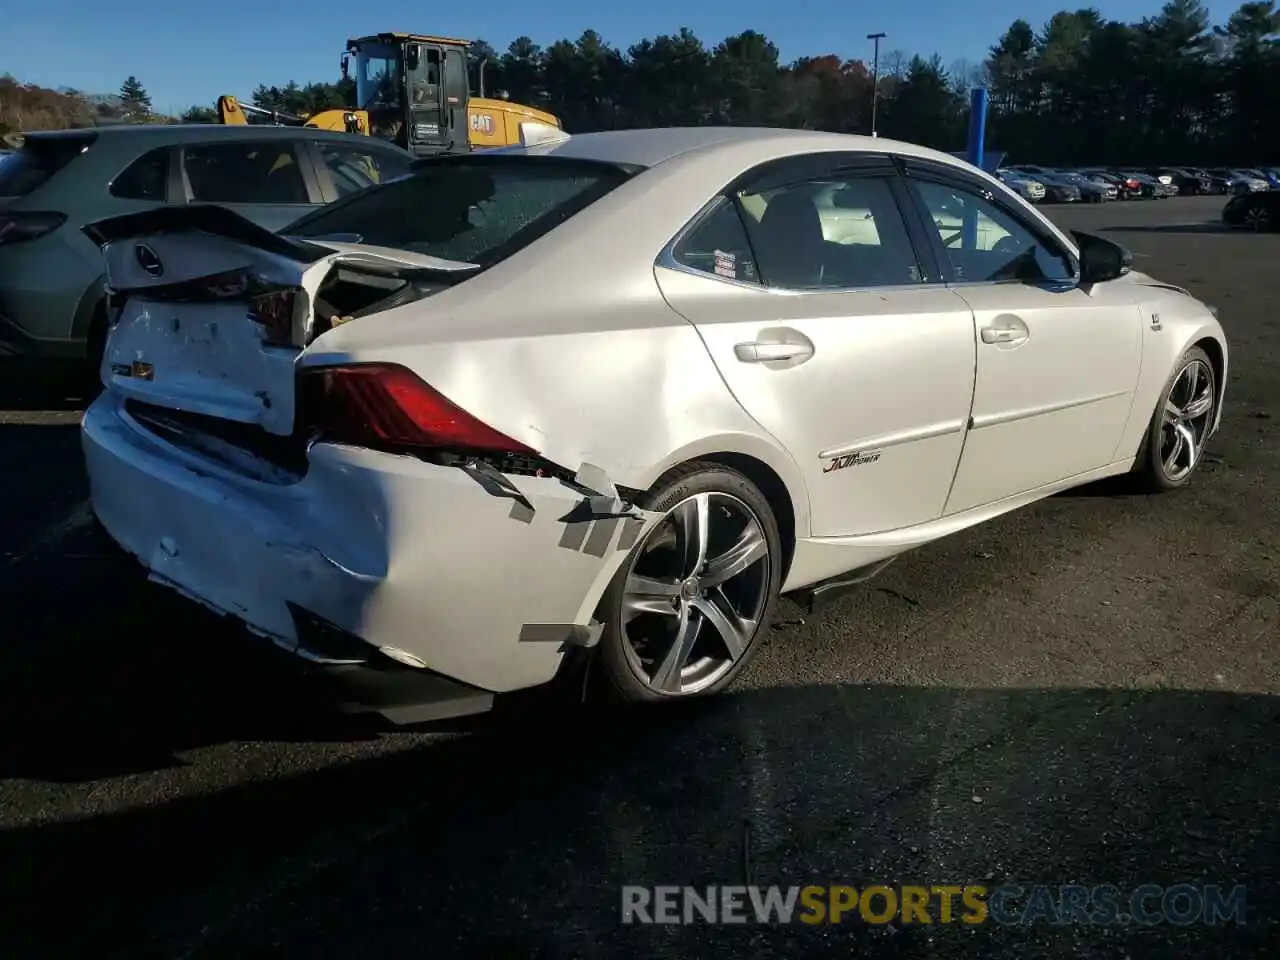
left=1244, top=206, right=1270, bottom=231
left=1159, top=359, right=1215, bottom=483
left=619, top=492, right=771, bottom=695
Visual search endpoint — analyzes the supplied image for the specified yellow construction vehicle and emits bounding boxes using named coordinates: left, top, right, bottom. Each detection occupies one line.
left=215, top=33, right=561, bottom=156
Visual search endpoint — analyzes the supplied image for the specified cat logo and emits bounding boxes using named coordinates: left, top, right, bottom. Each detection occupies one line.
left=470, top=113, right=495, bottom=135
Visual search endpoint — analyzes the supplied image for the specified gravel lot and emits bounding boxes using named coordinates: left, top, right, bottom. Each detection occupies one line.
left=0, top=195, right=1276, bottom=958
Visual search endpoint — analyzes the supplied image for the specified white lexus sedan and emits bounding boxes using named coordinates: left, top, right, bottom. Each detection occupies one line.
left=80, top=124, right=1227, bottom=719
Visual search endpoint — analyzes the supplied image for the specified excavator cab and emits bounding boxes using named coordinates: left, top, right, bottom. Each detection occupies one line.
left=343, top=33, right=470, bottom=157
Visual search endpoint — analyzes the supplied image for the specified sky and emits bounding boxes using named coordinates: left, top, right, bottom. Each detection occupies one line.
left=0, top=0, right=1249, bottom=114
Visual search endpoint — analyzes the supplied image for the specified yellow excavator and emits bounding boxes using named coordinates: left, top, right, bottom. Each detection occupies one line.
left=216, top=32, right=561, bottom=156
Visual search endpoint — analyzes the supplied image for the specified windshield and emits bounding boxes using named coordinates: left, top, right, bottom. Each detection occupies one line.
left=286, top=156, right=636, bottom=267
left=0, top=132, right=97, bottom=197
left=355, top=43, right=403, bottom=110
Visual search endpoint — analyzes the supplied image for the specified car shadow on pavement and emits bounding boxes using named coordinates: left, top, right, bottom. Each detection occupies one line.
left=0, top=683, right=1274, bottom=960
left=0, top=358, right=97, bottom=411
left=0, top=570, right=391, bottom=783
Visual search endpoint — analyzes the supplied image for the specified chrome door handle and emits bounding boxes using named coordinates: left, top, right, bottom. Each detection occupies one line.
left=734, top=341, right=814, bottom=363
left=980, top=325, right=1027, bottom=344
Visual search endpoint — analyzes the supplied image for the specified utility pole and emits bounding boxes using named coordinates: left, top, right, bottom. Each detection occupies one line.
left=866, top=32, right=886, bottom=138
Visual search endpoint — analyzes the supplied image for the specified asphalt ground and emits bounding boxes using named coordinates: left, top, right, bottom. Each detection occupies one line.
left=0, top=195, right=1276, bottom=958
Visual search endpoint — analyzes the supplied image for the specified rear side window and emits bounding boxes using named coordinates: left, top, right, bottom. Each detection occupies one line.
left=671, top=198, right=760, bottom=284
left=111, top=146, right=169, bottom=201
left=315, top=142, right=411, bottom=199
left=183, top=141, right=310, bottom=204
left=0, top=132, right=98, bottom=197
left=286, top=156, right=633, bottom=266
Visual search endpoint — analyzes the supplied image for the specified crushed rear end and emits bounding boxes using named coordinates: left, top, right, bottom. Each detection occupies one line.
left=80, top=205, right=659, bottom=720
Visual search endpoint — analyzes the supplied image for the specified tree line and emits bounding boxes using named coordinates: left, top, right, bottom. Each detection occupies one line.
left=4, top=0, right=1279, bottom=165
left=0, top=74, right=168, bottom=135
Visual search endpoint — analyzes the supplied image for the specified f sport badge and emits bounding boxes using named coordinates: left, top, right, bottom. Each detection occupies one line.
left=823, top=451, right=881, bottom=473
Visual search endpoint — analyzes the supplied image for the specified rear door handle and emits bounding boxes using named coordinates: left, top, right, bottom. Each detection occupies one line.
left=980, top=322, right=1028, bottom=344
left=734, top=341, right=814, bottom=363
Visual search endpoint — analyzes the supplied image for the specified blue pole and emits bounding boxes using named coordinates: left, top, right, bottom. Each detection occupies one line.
left=963, top=87, right=989, bottom=249
left=966, top=87, right=988, bottom=170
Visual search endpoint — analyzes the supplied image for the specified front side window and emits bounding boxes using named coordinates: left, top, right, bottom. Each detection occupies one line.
left=286, top=156, right=634, bottom=266
left=183, top=141, right=310, bottom=204
left=316, top=143, right=410, bottom=199
left=736, top=174, right=923, bottom=290
left=909, top=178, right=1075, bottom=283
left=355, top=44, right=403, bottom=110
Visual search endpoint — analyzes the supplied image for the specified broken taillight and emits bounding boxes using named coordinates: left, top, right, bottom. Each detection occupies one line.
left=248, top=288, right=298, bottom=347
left=297, top=363, right=535, bottom=455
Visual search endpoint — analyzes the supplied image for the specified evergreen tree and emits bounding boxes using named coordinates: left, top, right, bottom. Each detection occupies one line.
left=119, top=75, right=152, bottom=119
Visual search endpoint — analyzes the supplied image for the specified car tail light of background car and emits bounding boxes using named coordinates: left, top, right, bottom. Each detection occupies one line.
left=297, top=362, right=537, bottom=457
left=0, top=211, right=65, bottom=246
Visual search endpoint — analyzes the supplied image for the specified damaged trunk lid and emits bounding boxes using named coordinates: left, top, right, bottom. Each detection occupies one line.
left=84, top=205, right=477, bottom=435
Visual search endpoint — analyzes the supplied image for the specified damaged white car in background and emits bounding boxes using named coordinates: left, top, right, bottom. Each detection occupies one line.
left=81, top=124, right=1228, bottom=721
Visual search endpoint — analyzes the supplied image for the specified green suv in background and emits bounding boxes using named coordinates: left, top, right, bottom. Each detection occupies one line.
left=0, top=124, right=412, bottom=364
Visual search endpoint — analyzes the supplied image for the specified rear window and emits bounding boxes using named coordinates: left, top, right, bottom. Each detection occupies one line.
left=0, top=132, right=98, bottom=197
left=285, top=155, right=634, bottom=266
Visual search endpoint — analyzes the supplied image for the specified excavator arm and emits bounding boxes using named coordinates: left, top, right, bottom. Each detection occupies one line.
left=215, top=95, right=368, bottom=135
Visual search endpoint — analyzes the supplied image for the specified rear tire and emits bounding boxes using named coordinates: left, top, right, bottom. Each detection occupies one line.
left=1133, top=346, right=1217, bottom=493
left=595, top=462, right=783, bottom=704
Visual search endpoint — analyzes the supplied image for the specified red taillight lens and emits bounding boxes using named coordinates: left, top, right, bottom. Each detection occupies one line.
left=248, top=288, right=297, bottom=346
left=299, top=363, right=535, bottom=455
left=0, top=211, right=65, bottom=246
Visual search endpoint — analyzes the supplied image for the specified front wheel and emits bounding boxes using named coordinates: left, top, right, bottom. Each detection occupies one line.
left=1244, top=206, right=1271, bottom=232
left=595, top=462, right=783, bottom=703
left=1134, top=346, right=1217, bottom=492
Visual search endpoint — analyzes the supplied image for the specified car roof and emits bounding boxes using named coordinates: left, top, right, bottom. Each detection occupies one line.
left=514, top=126, right=977, bottom=173
left=20, top=123, right=393, bottom=150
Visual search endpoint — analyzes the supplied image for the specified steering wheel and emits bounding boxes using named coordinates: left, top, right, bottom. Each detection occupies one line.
left=992, top=236, right=1022, bottom=255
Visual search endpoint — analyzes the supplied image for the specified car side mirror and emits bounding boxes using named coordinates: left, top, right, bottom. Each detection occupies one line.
left=1071, top=229, right=1131, bottom=284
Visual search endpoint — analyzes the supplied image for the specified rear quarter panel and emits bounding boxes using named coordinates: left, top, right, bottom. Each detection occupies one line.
left=302, top=148, right=817, bottom=535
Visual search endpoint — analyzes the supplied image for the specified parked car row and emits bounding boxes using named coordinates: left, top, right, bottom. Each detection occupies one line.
left=996, top=164, right=1280, bottom=202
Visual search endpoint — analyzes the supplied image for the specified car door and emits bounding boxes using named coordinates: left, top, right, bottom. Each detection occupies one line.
left=178, top=138, right=324, bottom=231
left=654, top=152, right=979, bottom=538
left=899, top=160, right=1143, bottom=515
left=308, top=139, right=413, bottom=202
